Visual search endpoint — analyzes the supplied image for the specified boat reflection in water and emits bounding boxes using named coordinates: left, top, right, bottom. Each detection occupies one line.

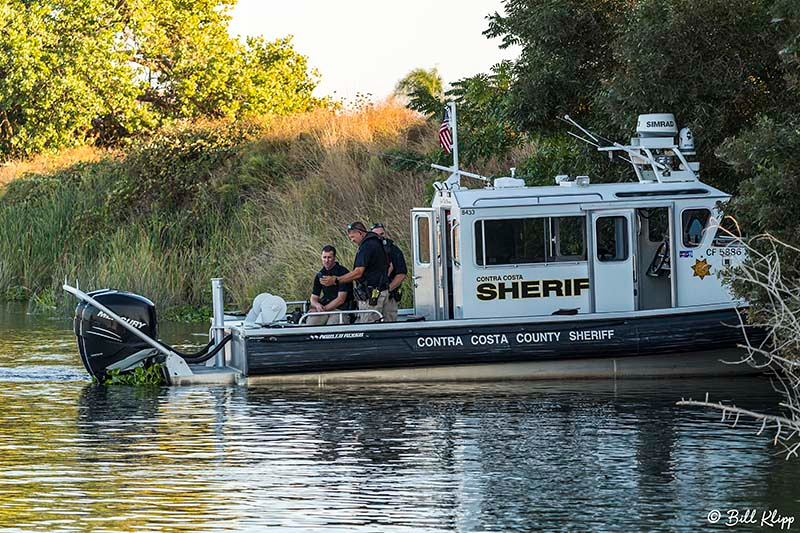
left=54, top=379, right=797, bottom=530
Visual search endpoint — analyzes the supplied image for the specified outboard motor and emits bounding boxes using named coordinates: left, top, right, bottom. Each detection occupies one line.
left=74, top=289, right=159, bottom=380
left=70, top=285, right=232, bottom=382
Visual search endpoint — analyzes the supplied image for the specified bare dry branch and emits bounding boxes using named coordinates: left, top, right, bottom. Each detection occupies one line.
left=678, top=233, right=800, bottom=458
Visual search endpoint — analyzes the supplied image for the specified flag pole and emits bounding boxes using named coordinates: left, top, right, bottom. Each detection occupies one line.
left=449, top=101, right=459, bottom=183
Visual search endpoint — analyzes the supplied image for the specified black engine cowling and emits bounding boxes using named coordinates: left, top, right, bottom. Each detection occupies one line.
left=73, top=290, right=158, bottom=380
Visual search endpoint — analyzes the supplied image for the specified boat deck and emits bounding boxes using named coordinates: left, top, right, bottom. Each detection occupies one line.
left=173, top=365, right=241, bottom=386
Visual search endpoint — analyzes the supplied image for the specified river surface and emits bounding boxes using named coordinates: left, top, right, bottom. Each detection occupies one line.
left=0, top=303, right=798, bottom=532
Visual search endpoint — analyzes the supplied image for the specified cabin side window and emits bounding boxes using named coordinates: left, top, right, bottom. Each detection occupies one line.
left=595, top=216, right=629, bottom=262
left=552, top=216, right=587, bottom=261
left=475, top=221, right=485, bottom=265
left=474, top=216, right=586, bottom=266
left=416, top=215, right=431, bottom=264
left=682, top=209, right=711, bottom=247
left=481, top=218, right=546, bottom=265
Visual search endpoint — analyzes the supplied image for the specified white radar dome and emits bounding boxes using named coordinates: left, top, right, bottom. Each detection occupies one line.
left=636, top=114, right=677, bottom=137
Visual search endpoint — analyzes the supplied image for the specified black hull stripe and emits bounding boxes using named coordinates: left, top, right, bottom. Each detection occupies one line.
left=244, top=309, right=761, bottom=375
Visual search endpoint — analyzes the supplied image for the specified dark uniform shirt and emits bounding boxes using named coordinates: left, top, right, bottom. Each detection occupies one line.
left=312, top=263, right=352, bottom=306
left=353, top=232, right=389, bottom=290
left=383, top=238, right=408, bottom=283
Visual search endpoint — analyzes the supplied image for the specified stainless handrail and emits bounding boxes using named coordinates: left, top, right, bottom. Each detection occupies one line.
left=298, top=309, right=383, bottom=324
left=285, top=300, right=309, bottom=313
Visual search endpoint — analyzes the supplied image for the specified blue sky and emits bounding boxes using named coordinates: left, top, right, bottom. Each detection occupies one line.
left=228, top=0, right=519, bottom=101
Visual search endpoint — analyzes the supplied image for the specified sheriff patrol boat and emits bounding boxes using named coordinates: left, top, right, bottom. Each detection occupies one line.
left=66, top=106, right=760, bottom=385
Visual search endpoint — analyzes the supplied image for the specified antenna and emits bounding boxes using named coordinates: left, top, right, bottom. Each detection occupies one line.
left=562, top=115, right=601, bottom=144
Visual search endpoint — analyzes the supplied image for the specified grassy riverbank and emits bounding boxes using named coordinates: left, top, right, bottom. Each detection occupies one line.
left=0, top=103, right=439, bottom=317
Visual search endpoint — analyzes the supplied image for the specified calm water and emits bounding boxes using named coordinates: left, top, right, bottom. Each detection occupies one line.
left=0, top=303, right=798, bottom=532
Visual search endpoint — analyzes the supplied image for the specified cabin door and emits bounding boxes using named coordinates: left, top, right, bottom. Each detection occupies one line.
left=411, top=209, right=438, bottom=320
left=590, top=210, right=636, bottom=312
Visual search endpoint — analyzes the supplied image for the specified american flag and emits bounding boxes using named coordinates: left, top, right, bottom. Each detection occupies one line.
left=439, top=107, right=452, bottom=154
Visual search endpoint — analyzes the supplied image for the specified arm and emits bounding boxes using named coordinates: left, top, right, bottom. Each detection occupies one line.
left=323, top=291, right=348, bottom=311
left=389, top=273, right=406, bottom=292
left=389, top=248, right=408, bottom=292
left=321, top=266, right=364, bottom=286
left=310, top=294, right=324, bottom=313
left=310, top=276, right=324, bottom=312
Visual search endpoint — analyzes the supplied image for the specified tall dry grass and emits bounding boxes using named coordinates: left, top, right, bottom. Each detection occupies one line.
left=0, top=146, right=108, bottom=188
left=226, top=102, right=430, bottom=307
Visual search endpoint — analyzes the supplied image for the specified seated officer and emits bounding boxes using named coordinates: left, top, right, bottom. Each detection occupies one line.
left=308, top=245, right=352, bottom=326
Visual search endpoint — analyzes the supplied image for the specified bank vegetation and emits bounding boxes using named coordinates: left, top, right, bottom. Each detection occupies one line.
left=0, top=103, right=428, bottom=316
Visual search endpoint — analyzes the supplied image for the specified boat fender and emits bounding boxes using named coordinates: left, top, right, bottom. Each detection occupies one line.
left=245, top=293, right=288, bottom=325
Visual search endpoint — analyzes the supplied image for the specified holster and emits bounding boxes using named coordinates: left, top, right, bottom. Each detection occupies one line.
left=354, top=282, right=369, bottom=302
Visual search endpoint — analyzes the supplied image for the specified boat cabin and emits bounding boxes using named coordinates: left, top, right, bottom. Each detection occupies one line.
left=411, top=112, right=744, bottom=322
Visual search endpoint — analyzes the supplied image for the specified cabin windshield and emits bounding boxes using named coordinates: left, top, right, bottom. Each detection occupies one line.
left=682, top=209, right=711, bottom=247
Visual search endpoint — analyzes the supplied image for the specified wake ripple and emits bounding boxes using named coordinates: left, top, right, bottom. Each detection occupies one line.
left=0, top=365, right=88, bottom=382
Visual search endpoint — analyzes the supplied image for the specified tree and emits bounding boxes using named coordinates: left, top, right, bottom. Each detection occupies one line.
left=129, top=0, right=247, bottom=119
left=394, top=67, right=444, bottom=108
left=0, top=0, right=323, bottom=159
left=238, top=36, right=323, bottom=116
left=772, top=0, right=800, bottom=94
left=481, top=0, right=800, bottom=191
left=397, top=62, right=520, bottom=165
left=128, top=1, right=322, bottom=119
left=444, top=61, right=518, bottom=163
left=597, top=0, right=795, bottom=190
left=0, top=0, right=146, bottom=156
left=484, top=0, right=630, bottom=131
left=715, top=2, right=800, bottom=245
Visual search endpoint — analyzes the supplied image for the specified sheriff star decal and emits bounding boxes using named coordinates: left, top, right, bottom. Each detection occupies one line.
left=692, top=258, right=712, bottom=280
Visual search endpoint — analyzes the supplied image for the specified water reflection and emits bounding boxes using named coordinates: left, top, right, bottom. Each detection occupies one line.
left=0, top=303, right=797, bottom=531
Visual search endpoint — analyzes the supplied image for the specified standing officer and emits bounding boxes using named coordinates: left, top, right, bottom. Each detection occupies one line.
left=371, top=223, right=407, bottom=322
left=308, top=245, right=352, bottom=326
left=321, top=221, right=389, bottom=323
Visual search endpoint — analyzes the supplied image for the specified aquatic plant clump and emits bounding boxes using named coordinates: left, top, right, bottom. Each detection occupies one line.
left=100, top=364, right=166, bottom=386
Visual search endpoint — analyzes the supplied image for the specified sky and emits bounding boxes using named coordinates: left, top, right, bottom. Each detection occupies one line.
left=228, top=0, right=519, bottom=101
